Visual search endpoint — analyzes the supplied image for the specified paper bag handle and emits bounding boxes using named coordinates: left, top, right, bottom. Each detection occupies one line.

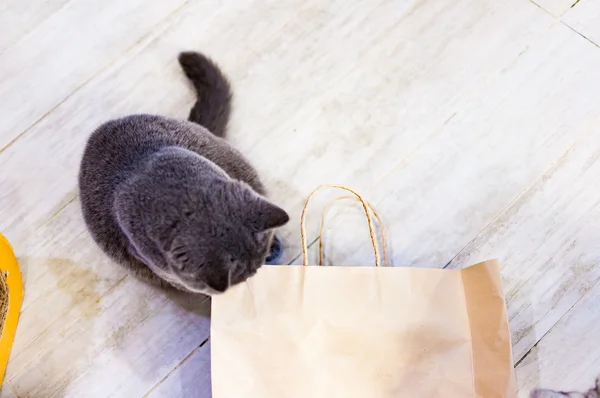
left=318, top=196, right=389, bottom=267
left=301, top=185, right=388, bottom=267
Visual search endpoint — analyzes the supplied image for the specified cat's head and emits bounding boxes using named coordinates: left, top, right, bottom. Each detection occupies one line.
left=115, top=148, right=289, bottom=295
left=531, top=378, right=600, bottom=398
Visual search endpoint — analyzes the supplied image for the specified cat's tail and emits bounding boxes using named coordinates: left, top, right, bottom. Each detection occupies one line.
left=178, top=51, right=232, bottom=138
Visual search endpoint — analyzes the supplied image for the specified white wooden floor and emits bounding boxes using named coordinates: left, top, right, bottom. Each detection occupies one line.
left=1, top=0, right=600, bottom=396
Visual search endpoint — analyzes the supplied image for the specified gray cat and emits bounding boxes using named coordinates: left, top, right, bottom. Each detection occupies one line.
left=79, top=52, right=289, bottom=295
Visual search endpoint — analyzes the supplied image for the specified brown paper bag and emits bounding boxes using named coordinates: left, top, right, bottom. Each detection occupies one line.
left=211, top=186, right=516, bottom=398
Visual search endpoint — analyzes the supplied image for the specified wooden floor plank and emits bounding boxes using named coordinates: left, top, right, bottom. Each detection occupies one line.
left=0, top=0, right=192, bottom=150
left=0, top=384, right=17, bottom=398
left=531, top=0, right=575, bottom=16
left=563, top=0, right=600, bottom=46
left=4, top=201, right=127, bottom=377
left=242, top=0, right=555, bottom=258
left=10, top=291, right=210, bottom=398
left=146, top=342, right=212, bottom=398
left=308, top=23, right=600, bottom=270
left=515, top=278, right=600, bottom=393
left=7, top=201, right=126, bottom=371
left=0, top=0, right=72, bottom=53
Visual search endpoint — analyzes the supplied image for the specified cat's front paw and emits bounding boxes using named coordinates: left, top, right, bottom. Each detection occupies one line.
left=265, top=235, right=283, bottom=264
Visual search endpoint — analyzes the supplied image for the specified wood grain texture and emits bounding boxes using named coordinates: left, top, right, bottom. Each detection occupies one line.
left=563, top=0, right=600, bottom=46
left=0, top=0, right=72, bottom=53
left=6, top=201, right=126, bottom=377
left=0, top=384, right=17, bottom=398
left=311, top=23, right=600, bottom=269
left=146, top=341, right=212, bottom=398
left=516, top=279, right=600, bottom=394
left=4, top=200, right=211, bottom=398
left=531, top=0, right=577, bottom=16
left=0, top=0, right=191, bottom=150
left=244, top=0, right=555, bottom=259
left=11, top=291, right=210, bottom=398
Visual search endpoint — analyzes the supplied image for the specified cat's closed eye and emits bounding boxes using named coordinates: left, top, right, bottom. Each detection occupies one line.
left=171, top=246, right=189, bottom=263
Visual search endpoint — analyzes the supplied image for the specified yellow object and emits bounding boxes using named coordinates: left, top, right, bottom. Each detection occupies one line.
left=0, top=234, right=23, bottom=385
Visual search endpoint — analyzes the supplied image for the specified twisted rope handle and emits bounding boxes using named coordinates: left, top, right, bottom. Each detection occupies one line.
left=318, top=196, right=389, bottom=267
left=300, top=185, right=388, bottom=267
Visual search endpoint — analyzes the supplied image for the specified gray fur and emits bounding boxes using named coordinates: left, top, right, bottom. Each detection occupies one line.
left=79, top=53, right=289, bottom=295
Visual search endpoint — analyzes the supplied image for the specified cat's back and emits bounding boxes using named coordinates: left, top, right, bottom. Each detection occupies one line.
left=79, top=115, right=190, bottom=256
left=80, top=114, right=260, bottom=192
left=78, top=114, right=224, bottom=283
left=81, top=114, right=211, bottom=177
left=79, top=114, right=264, bottom=238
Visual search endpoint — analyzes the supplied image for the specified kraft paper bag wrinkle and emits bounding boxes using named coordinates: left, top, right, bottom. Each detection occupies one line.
left=211, top=260, right=516, bottom=398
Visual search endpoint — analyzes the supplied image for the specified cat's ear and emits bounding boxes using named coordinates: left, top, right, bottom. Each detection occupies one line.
left=247, top=198, right=289, bottom=231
